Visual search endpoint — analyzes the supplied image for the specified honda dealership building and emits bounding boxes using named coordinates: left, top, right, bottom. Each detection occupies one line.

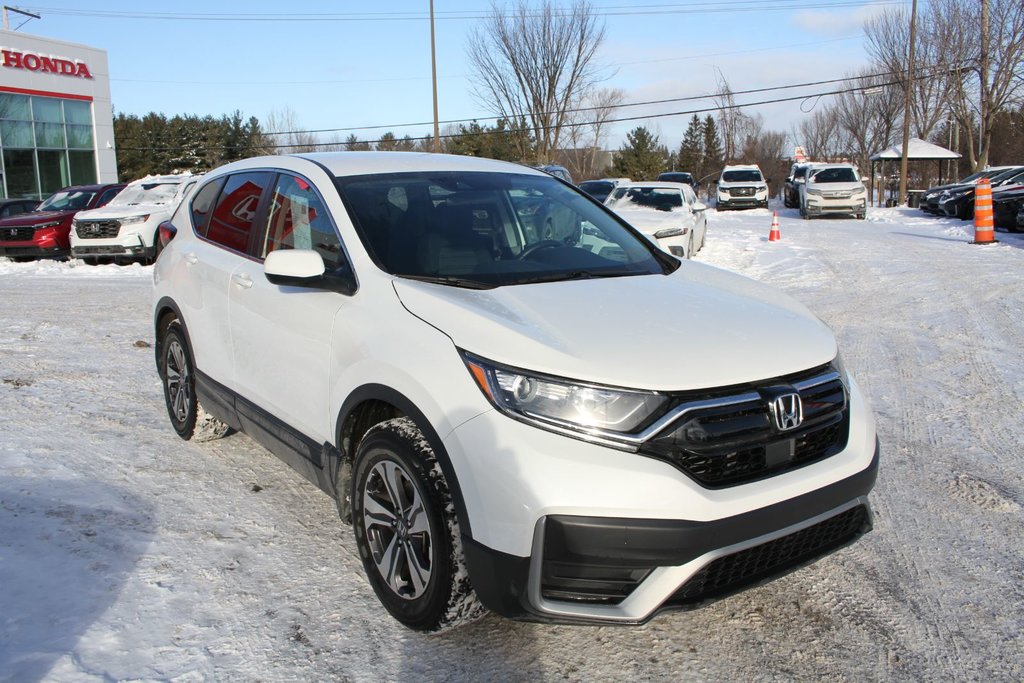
left=1, top=30, right=117, bottom=200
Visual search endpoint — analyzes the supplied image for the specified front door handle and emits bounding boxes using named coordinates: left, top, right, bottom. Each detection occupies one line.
left=232, top=273, right=254, bottom=289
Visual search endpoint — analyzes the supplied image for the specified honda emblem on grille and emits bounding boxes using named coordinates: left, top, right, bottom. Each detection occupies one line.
left=770, top=393, right=803, bottom=431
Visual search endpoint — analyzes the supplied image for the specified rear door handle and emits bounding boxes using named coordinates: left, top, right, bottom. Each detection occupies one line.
left=184, top=252, right=198, bottom=265
left=232, top=273, right=253, bottom=289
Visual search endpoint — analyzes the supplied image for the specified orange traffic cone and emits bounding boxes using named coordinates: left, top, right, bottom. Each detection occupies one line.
left=972, top=178, right=997, bottom=244
left=768, top=212, right=781, bottom=242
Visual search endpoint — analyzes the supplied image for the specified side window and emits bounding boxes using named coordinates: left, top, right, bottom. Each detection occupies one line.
left=96, top=187, right=122, bottom=207
left=261, top=174, right=343, bottom=266
left=189, top=178, right=225, bottom=236
left=206, top=172, right=272, bottom=253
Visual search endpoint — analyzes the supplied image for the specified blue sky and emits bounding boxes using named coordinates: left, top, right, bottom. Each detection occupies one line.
left=7, top=1, right=899, bottom=151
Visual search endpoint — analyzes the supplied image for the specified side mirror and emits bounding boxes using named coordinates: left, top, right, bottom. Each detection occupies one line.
left=264, top=249, right=356, bottom=295
left=693, top=201, right=706, bottom=212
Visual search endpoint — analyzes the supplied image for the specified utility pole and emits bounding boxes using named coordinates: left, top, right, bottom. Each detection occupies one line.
left=978, top=0, right=990, bottom=170
left=897, top=0, right=918, bottom=206
left=430, top=0, right=440, bottom=153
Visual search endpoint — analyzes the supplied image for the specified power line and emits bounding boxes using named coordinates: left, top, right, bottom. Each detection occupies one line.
left=23, top=1, right=906, bottom=21
left=114, top=64, right=957, bottom=153
left=235, top=64, right=959, bottom=138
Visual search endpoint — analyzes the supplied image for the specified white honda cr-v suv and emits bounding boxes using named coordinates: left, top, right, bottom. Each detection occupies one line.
left=153, top=152, right=878, bottom=633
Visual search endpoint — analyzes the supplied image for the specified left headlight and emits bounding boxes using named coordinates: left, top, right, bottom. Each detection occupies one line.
left=119, top=214, right=150, bottom=225
left=35, top=220, right=63, bottom=229
left=462, top=352, right=667, bottom=440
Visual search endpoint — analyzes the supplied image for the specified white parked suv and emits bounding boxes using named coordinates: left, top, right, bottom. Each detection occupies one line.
left=72, top=173, right=200, bottom=263
left=716, top=164, right=769, bottom=210
left=799, top=164, right=868, bottom=219
left=153, top=152, right=879, bottom=633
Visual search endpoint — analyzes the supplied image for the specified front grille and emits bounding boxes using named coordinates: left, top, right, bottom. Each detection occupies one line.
left=75, top=220, right=121, bottom=239
left=643, top=367, right=849, bottom=488
left=0, top=226, right=36, bottom=241
left=669, top=504, right=869, bottom=606
left=728, top=186, right=755, bottom=197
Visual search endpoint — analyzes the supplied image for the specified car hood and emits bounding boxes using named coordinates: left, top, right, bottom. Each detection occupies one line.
left=392, top=263, right=836, bottom=391
left=75, top=203, right=170, bottom=220
left=0, top=209, right=73, bottom=226
left=807, top=182, right=864, bottom=192
left=608, top=208, right=690, bottom=235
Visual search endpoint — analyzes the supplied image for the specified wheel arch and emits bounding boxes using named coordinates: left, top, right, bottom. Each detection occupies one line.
left=153, top=297, right=193, bottom=375
left=335, top=383, right=473, bottom=538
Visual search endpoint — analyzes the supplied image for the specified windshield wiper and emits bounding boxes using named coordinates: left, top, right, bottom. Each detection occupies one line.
left=397, top=273, right=495, bottom=290
left=511, top=269, right=639, bottom=285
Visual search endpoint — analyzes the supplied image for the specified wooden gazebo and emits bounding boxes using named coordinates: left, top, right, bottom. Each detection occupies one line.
left=868, top=138, right=961, bottom=206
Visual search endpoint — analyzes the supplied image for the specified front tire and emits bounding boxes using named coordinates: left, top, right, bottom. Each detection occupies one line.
left=159, top=320, right=230, bottom=441
left=351, top=417, right=485, bottom=632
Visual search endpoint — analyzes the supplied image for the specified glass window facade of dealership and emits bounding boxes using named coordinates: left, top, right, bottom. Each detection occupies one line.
left=0, top=92, right=96, bottom=200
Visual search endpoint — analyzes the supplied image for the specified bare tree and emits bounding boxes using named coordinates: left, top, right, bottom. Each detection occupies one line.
left=560, top=87, right=624, bottom=180
left=868, top=0, right=1024, bottom=170
left=798, top=108, right=843, bottom=162
left=834, top=68, right=903, bottom=171
left=264, top=106, right=318, bottom=153
left=467, top=0, right=607, bottom=163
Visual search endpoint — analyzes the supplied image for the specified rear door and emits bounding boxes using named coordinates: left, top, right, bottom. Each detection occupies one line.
left=179, top=172, right=273, bottom=390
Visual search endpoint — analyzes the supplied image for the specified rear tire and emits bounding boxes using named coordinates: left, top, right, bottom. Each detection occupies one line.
left=158, top=320, right=230, bottom=441
left=351, top=417, right=485, bottom=633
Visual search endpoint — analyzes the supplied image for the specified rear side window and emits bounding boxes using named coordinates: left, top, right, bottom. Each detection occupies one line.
left=96, top=187, right=123, bottom=207
left=206, top=172, right=272, bottom=253
left=261, top=174, right=343, bottom=265
left=189, top=178, right=225, bottom=236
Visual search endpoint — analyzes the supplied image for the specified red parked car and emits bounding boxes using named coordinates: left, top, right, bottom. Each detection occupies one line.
left=0, top=183, right=125, bottom=260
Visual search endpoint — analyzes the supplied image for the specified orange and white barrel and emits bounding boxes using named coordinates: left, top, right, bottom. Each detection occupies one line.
left=972, top=179, right=997, bottom=244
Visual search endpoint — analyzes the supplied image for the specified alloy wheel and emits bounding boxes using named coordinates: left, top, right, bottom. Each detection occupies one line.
left=362, top=459, right=433, bottom=600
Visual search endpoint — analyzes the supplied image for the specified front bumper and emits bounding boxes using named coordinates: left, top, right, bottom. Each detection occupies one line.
left=804, top=196, right=867, bottom=216
left=448, top=370, right=878, bottom=624
left=464, top=444, right=878, bottom=624
left=0, top=244, right=66, bottom=258
left=71, top=227, right=154, bottom=259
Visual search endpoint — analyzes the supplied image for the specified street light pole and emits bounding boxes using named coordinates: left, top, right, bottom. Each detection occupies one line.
left=430, top=0, right=440, bottom=153
left=897, top=0, right=918, bottom=206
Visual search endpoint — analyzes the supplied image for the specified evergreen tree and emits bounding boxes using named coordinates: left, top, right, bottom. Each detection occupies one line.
left=610, top=126, right=667, bottom=180
left=376, top=132, right=399, bottom=151
left=702, top=115, right=724, bottom=179
left=445, top=119, right=532, bottom=161
left=676, top=114, right=704, bottom=174
left=344, top=134, right=371, bottom=151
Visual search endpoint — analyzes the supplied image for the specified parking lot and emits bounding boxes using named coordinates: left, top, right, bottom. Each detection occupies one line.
left=1, top=204, right=1022, bottom=682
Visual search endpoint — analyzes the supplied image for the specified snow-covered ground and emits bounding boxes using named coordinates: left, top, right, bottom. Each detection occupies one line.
left=1, top=204, right=1022, bottom=682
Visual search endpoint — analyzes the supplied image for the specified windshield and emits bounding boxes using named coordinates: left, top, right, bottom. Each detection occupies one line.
left=810, top=167, right=859, bottom=183
left=109, top=181, right=183, bottom=206
left=722, top=170, right=762, bottom=183
left=606, top=187, right=684, bottom=212
left=579, top=180, right=614, bottom=197
left=335, top=171, right=669, bottom=288
left=38, top=189, right=96, bottom=212
left=988, top=167, right=1023, bottom=183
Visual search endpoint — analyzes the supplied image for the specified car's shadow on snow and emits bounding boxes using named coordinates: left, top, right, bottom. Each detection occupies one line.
left=0, top=476, right=153, bottom=682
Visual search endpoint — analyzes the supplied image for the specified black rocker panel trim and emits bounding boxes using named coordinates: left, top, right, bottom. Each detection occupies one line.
left=193, top=369, right=335, bottom=496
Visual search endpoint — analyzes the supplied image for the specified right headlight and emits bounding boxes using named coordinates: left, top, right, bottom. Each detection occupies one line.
left=462, top=352, right=666, bottom=443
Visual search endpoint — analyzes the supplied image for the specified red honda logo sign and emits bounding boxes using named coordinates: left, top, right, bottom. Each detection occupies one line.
left=1, top=48, right=93, bottom=79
